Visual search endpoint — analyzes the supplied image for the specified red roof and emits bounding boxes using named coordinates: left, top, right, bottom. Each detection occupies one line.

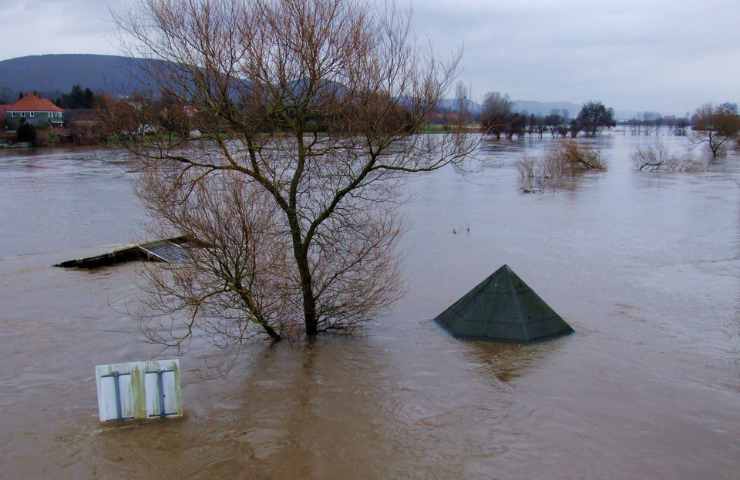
left=6, top=94, right=64, bottom=113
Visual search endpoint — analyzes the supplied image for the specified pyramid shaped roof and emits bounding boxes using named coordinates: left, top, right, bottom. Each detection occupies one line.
left=434, top=265, right=573, bottom=343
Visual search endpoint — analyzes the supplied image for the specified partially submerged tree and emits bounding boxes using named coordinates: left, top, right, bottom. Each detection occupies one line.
left=507, top=112, right=527, bottom=139
left=691, top=103, right=740, bottom=160
left=480, top=91, right=513, bottom=140
left=576, top=101, right=615, bottom=136
left=117, top=0, right=475, bottom=345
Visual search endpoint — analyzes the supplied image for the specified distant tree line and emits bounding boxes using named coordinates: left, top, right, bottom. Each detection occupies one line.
left=624, top=113, right=690, bottom=136
left=432, top=91, right=739, bottom=157
left=477, top=92, right=616, bottom=139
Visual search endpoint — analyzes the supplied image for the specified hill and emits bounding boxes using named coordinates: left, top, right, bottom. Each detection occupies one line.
left=0, top=54, right=162, bottom=100
left=0, top=55, right=653, bottom=121
left=435, top=98, right=483, bottom=115
left=512, top=100, right=581, bottom=118
left=435, top=98, right=583, bottom=118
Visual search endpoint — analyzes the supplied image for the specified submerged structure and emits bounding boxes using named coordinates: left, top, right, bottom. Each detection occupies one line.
left=54, top=236, right=191, bottom=269
left=95, top=359, right=183, bottom=422
left=435, top=265, right=574, bottom=343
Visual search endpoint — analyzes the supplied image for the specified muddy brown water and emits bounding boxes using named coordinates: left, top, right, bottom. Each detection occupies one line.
left=1, top=135, right=739, bottom=479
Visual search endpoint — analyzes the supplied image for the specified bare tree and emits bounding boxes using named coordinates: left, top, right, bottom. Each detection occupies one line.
left=138, top=173, right=292, bottom=343
left=691, top=103, right=740, bottom=160
left=115, top=0, right=475, bottom=344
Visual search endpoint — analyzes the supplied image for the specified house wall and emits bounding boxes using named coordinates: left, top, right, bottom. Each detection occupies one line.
left=5, top=111, right=64, bottom=129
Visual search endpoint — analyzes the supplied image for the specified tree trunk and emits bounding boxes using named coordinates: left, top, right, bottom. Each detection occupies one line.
left=708, top=132, right=720, bottom=160
left=297, top=254, right=319, bottom=336
left=287, top=212, right=319, bottom=336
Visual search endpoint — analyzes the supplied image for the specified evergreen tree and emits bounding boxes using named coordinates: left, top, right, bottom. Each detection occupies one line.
left=57, top=85, right=98, bottom=109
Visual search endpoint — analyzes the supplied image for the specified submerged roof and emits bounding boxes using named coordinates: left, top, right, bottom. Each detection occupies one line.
left=434, top=265, right=574, bottom=343
left=6, top=94, right=64, bottom=113
left=54, top=236, right=191, bottom=269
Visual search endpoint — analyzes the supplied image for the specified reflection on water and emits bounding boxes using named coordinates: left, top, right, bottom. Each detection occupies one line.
left=465, top=341, right=558, bottom=383
left=0, top=134, right=739, bottom=479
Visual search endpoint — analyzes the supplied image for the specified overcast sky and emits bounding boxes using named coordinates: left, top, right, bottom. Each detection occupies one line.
left=1, top=0, right=739, bottom=114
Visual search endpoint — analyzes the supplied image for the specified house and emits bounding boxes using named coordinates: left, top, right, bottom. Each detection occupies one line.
left=3, top=93, right=64, bottom=129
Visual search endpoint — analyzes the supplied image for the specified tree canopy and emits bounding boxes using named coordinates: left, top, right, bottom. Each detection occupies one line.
left=576, top=102, right=615, bottom=136
left=480, top=92, right=513, bottom=139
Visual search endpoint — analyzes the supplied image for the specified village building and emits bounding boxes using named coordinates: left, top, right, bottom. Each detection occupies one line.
left=2, top=93, right=64, bottom=129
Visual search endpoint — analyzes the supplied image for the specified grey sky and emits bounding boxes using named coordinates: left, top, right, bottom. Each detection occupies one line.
left=1, top=0, right=738, bottom=114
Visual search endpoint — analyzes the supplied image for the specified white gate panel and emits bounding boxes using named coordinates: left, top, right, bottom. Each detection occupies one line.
left=162, top=370, right=178, bottom=414
left=119, top=374, right=134, bottom=419
left=99, top=375, right=121, bottom=421
left=144, top=372, right=160, bottom=417
left=95, top=359, right=182, bottom=423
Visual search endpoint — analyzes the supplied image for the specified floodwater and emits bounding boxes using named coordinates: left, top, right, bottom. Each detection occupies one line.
left=1, top=134, right=739, bottom=479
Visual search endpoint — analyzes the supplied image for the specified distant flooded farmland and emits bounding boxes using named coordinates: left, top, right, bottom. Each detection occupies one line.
left=0, top=133, right=738, bottom=479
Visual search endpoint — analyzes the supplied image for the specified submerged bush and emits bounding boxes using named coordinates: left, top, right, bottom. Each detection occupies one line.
left=632, top=142, right=707, bottom=173
left=517, top=140, right=605, bottom=192
left=550, top=140, right=606, bottom=172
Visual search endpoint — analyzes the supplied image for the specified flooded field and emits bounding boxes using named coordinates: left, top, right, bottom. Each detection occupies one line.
left=1, top=134, right=739, bottom=479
